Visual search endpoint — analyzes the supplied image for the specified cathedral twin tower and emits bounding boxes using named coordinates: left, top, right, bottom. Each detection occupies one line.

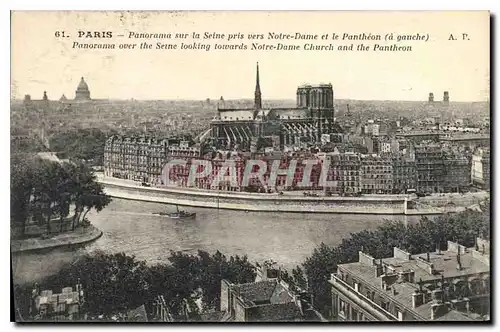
left=253, top=62, right=334, bottom=112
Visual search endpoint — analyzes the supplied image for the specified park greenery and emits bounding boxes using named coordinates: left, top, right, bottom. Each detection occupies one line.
left=49, top=128, right=114, bottom=165
left=10, top=153, right=111, bottom=237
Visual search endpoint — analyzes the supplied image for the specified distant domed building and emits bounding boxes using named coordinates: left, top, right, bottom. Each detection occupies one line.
left=75, top=77, right=91, bottom=101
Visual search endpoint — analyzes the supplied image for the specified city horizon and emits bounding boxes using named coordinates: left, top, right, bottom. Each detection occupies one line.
left=11, top=95, right=491, bottom=103
left=10, top=66, right=490, bottom=103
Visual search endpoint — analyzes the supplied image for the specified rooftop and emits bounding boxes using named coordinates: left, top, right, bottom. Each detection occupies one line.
left=333, top=239, right=490, bottom=321
left=231, top=279, right=293, bottom=307
left=127, top=305, right=148, bottom=322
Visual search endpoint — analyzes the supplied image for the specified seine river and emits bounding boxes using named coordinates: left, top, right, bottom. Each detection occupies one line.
left=12, top=198, right=426, bottom=285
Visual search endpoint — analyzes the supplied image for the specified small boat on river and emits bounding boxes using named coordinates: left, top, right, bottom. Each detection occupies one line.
left=153, top=205, right=196, bottom=219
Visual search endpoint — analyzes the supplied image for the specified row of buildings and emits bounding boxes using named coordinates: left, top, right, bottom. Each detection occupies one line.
left=104, top=134, right=485, bottom=194
left=330, top=238, right=490, bottom=321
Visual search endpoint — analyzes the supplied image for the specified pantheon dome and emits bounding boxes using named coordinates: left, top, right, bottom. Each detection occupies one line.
left=75, top=77, right=91, bottom=100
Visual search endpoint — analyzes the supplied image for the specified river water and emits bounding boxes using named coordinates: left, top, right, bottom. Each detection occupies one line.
left=12, top=198, right=426, bottom=285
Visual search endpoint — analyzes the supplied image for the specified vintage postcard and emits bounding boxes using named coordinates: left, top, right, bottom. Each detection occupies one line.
left=11, top=11, right=490, bottom=323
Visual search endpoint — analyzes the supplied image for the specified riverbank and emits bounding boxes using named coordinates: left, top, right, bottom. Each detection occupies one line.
left=11, top=225, right=103, bottom=254
left=96, top=175, right=484, bottom=215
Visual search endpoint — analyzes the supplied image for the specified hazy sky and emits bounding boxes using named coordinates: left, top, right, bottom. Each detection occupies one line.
left=11, top=11, right=489, bottom=101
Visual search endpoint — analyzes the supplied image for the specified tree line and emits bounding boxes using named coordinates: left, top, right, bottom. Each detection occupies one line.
left=10, top=153, right=111, bottom=237
left=14, top=250, right=256, bottom=321
left=49, top=128, right=115, bottom=165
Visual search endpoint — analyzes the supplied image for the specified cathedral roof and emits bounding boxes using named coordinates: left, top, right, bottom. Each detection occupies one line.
left=77, top=77, right=89, bottom=91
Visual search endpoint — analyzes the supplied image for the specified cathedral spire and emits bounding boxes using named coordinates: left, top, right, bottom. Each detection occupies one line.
left=254, top=62, right=262, bottom=110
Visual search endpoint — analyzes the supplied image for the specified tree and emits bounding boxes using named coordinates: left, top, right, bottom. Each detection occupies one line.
left=15, top=249, right=258, bottom=320
left=55, top=163, right=74, bottom=232
left=10, top=153, right=36, bottom=237
left=49, top=128, right=114, bottom=165
left=10, top=155, right=112, bottom=237
left=167, top=250, right=256, bottom=312
left=31, top=159, right=61, bottom=234
left=78, top=182, right=112, bottom=226
left=39, top=251, right=151, bottom=317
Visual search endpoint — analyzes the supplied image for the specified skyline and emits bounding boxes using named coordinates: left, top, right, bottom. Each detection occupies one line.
left=11, top=11, right=490, bottom=102
left=11, top=70, right=489, bottom=103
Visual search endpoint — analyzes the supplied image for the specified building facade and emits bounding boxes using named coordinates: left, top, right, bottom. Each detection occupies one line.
left=329, top=240, right=490, bottom=322
left=391, top=156, right=417, bottom=194
left=103, top=135, right=198, bottom=184
left=415, top=142, right=472, bottom=194
left=471, top=148, right=490, bottom=189
left=442, top=153, right=471, bottom=192
left=415, top=142, right=445, bottom=193
left=322, top=151, right=362, bottom=196
left=360, top=154, right=393, bottom=194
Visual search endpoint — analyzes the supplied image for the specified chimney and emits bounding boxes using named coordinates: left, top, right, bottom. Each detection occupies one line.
left=432, top=289, right=443, bottom=303
left=447, top=240, right=466, bottom=254
left=430, top=303, right=447, bottom=320
left=412, top=292, right=424, bottom=308
left=407, top=270, right=415, bottom=283
left=393, top=247, right=412, bottom=261
left=375, top=262, right=384, bottom=277
left=359, top=251, right=376, bottom=266
left=416, top=256, right=435, bottom=274
left=430, top=304, right=437, bottom=320
left=428, top=92, right=434, bottom=103
left=32, top=283, right=40, bottom=297
left=426, top=252, right=430, bottom=262
left=456, top=251, right=462, bottom=271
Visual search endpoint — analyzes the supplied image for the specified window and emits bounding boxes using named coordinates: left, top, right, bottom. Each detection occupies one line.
left=338, top=299, right=346, bottom=319
left=381, top=301, right=388, bottom=311
left=351, top=308, right=359, bottom=321
left=354, top=282, right=359, bottom=292
left=398, top=311, right=404, bottom=321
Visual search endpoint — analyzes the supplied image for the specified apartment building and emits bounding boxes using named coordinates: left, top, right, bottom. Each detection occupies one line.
left=329, top=239, right=490, bottom=321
